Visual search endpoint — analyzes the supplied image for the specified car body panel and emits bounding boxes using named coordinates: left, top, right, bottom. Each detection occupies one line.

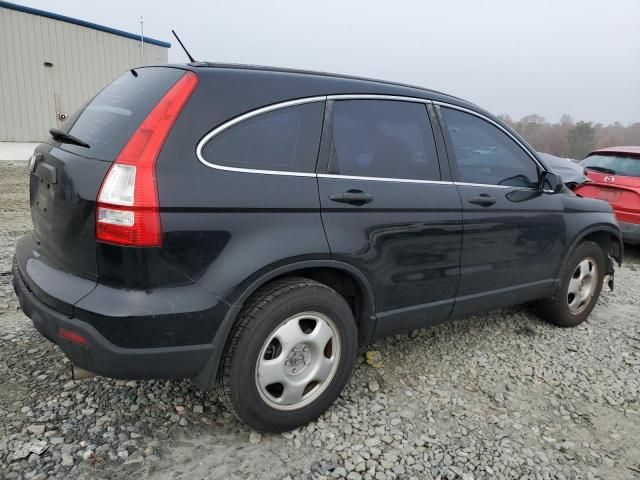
left=318, top=176, right=463, bottom=335
left=28, top=144, right=110, bottom=284
left=450, top=185, right=567, bottom=316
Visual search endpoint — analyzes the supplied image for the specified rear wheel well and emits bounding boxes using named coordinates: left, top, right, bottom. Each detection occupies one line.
left=271, top=268, right=373, bottom=344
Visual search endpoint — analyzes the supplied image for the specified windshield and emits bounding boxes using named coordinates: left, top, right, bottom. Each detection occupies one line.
left=580, top=154, right=640, bottom=178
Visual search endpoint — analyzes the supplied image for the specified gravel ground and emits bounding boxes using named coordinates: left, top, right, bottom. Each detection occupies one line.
left=1, top=160, right=639, bottom=480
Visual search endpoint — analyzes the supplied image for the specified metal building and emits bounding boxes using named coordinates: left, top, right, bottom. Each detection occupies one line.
left=0, top=1, right=171, bottom=141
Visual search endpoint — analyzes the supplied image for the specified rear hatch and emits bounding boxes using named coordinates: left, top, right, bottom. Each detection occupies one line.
left=27, top=67, right=188, bottom=304
left=575, top=153, right=640, bottom=220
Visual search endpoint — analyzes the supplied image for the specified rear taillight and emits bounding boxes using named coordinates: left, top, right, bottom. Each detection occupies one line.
left=96, top=71, right=198, bottom=246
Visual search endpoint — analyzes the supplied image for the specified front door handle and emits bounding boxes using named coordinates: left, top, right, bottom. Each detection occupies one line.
left=329, top=190, right=373, bottom=206
left=468, top=194, right=496, bottom=206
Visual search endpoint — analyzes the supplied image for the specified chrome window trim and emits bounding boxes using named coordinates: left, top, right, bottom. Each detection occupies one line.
left=319, top=175, right=537, bottom=191
left=453, top=182, right=538, bottom=191
left=196, top=96, right=326, bottom=177
left=432, top=101, right=546, bottom=171
left=454, top=182, right=510, bottom=189
left=327, top=94, right=431, bottom=104
left=195, top=94, right=435, bottom=178
left=318, top=173, right=452, bottom=185
left=194, top=94, right=546, bottom=187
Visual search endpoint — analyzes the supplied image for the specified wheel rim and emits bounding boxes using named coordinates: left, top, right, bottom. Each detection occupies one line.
left=567, top=257, right=598, bottom=315
left=255, top=312, right=341, bottom=411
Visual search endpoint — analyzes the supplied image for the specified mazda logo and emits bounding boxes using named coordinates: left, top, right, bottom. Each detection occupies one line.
left=604, top=176, right=615, bottom=183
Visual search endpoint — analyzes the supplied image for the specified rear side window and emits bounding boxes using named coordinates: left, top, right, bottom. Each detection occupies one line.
left=200, top=102, right=325, bottom=173
left=441, top=107, right=539, bottom=188
left=328, top=100, right=440, bottom=181
left=59, top=67, right=186, bottom=161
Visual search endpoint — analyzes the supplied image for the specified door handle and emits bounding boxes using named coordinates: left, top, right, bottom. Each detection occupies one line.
left=468, top=194, right=496, bottom=206
left=329, top=190, right=373, bottom=206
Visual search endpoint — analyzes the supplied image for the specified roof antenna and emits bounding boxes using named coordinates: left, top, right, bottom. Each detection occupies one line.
left=139, top=16, right=144, bottom=63
left=171, top=30, right=196, bottom=63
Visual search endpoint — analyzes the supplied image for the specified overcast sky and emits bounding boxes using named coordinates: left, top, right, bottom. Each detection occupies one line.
left=20, top=0, right=640, bottom=125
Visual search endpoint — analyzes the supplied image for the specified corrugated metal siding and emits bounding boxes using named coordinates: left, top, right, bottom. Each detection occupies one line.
left=0, top=7, right=169, bottom=141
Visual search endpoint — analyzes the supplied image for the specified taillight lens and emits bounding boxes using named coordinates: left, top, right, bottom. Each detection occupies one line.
left=96, top=71, right=198, bottom=246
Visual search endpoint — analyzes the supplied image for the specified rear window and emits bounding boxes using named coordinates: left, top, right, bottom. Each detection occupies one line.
left=55, top=67, right=186, bottom=161
left=581, top=154, right=640, bottom=178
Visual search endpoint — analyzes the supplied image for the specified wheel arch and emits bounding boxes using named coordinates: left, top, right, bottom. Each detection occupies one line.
left=192, top=260, right=376, bottom=389
left=559, top=224, right=623, bottom=281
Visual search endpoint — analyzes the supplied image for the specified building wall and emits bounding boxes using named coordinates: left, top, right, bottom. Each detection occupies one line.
left=0, top=6, right=169, bottom=141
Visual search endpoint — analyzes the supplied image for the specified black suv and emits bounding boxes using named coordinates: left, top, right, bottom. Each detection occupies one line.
left=13, top=64, right=623, bottom=432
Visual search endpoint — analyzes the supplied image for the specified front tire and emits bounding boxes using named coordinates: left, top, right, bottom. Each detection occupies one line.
left=536, top=241, right=606, bottom=327
left=217, top=277, right=357, bottom=432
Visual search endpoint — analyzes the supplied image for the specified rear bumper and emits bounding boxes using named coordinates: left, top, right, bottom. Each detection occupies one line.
left=12, top=240, right=223, bottom=380
left=619, top=221, right=640, bottom=245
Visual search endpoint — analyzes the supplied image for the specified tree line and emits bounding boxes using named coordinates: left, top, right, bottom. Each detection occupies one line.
left=498, top=114, right=640, bottom=160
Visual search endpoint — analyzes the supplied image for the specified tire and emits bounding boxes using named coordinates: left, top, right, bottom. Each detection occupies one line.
left=536, top=241, right=606, bottom=328
left=217, top=277, right=358, bottom=432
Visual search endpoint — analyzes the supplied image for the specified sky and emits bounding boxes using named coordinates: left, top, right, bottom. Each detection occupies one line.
left=18, top=0, right=640, bottom=125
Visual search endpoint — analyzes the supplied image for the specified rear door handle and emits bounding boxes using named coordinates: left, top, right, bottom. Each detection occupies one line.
left=329, top=190, right=373, bottom=206
left=468, top=194, right=496, bottom=206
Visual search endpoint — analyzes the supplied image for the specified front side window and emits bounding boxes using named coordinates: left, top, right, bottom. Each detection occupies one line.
left=441, top=107, right=539, bottom=188
left=201, top=101, right=324, bottom=173
left=329, top=100, right=440, bottom=181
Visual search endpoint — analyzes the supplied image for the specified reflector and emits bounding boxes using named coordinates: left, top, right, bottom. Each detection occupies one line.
left=58, top=327, right=90, bottom=346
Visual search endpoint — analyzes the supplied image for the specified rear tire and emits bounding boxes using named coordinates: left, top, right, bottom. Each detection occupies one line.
left=536, top=241, right=605, bottom=327
left=217, top=277, right=357, bottom=432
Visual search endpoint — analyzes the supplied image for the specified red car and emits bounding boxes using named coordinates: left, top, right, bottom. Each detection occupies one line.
left=574, top=146, right=640, bottom=244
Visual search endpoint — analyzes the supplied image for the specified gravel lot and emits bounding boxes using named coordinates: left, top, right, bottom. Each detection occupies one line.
left=1, top=160, right=639, bottom=480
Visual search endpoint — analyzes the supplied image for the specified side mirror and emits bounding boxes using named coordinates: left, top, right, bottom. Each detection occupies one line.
left=541, top=171, right=563, bottom=194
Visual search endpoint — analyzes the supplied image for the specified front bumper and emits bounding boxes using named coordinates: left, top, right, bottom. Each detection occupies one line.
left=12, top=257, right=216, bottom=380
left=619, top=221, right=640, bottom=245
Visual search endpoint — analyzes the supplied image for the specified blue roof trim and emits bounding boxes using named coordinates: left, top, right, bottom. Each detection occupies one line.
left=0, top=1, right=171, bottom=48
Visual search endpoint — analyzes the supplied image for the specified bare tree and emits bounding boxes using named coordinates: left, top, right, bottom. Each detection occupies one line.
left=507, top=114, right=639, bottom=159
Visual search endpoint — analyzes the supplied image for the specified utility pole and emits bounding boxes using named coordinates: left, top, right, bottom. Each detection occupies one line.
left=140, top=16, right=144, bottom=63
